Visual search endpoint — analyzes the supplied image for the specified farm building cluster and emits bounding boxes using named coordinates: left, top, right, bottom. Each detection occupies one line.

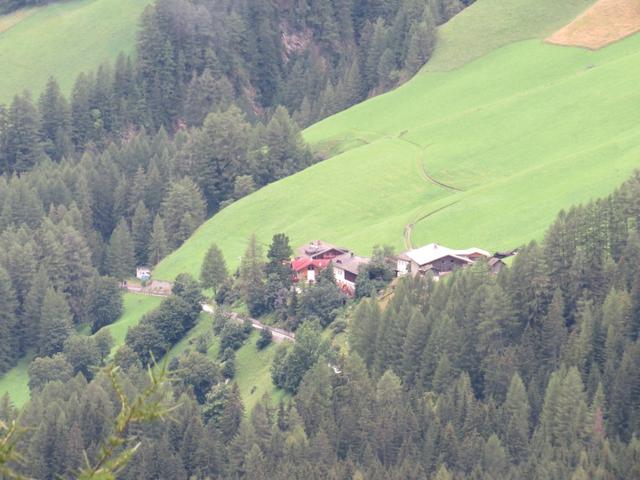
left=292, top=240, right=515, bottom=296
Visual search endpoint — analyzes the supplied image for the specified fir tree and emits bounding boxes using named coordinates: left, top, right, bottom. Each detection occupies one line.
left=106, top=219, right=135, bottom=280
left=200, top=244, right=228, bottom=295
left=38, top=288, right=73, bottom=356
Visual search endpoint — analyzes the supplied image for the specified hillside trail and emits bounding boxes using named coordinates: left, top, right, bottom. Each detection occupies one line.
left=396, top=131, right=464, bottom=249
left=125, top=285, right=295, bottom=342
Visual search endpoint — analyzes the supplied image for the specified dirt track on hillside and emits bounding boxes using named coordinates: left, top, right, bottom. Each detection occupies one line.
left=546, top=0, right=640, bottom=50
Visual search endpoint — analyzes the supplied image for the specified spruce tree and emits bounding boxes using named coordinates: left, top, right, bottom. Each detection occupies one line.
left=38, top=288, right=73, bottom=356
left=149, top=214, right=168, bottom=266
left=5, top=92, right=42, bottom=173
left=38, top=76, right=71, bottom=161
left=106, top=219, right=135, bottom=280
left=131, top=201, right=152, bottom=266
left=502, top=373, right=530, bottom=463
left=0, top=266, right=17, bottom=372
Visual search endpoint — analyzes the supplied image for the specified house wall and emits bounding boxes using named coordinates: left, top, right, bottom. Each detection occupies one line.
left=431, top=256, right=467, bottom=272
left=397, top=259, right=411, bottom=276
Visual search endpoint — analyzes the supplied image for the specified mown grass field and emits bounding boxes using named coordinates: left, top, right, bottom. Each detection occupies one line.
left=0, top=0, right=150, bottom=103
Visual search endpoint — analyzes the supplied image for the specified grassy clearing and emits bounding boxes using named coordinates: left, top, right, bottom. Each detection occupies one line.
left=153, top=32, right=640, bottom=280
left=0, top=355, right=32, bottom=406
left=0, top=0, right=150, bottom=103
left=162, top=314, right=286, bottom=412
left=425, top=0, right=595, bottom=71
left=0, top=292, right=161, bottom=407
left=98, top=293, right=163, bottom=350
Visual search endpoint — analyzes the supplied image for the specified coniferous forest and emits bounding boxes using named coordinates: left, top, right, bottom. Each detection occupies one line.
left=1, top=0, right=640, bottom=479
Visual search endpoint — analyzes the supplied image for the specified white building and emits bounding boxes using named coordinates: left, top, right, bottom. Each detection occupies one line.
left=136, top=266, right=151, bottom=281
left=396, top=243, right=489, bottom=277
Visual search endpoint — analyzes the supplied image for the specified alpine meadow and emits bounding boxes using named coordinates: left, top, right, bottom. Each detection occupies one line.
left=1, top=0, right=640, bottom=478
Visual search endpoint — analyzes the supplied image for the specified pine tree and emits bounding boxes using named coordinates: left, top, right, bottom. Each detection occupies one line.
left=106, top=219, right=135, bottom=280
left=200, top=244, right=228, bottom=295
left=131, top=201, right=152, bottom=266
left=0, top=266, right=17, bottom=372
left=148, top=214, right=168, bottom=266
left=501, top=373, right=530, bottom=463
left=38, top=287, right=73, bottom=356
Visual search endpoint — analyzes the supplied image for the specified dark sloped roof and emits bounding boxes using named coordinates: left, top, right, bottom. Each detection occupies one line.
left=332, top=253, right=370, bottom=275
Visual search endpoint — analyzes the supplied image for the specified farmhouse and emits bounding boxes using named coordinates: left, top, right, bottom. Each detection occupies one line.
left=293, top=240, right=370, bottom=293
left=291, top=257, right=331, bottom=283
left=396, top=243, right=490, bottom=278
left=297, top=240, right=349, bottom=260
left=332, top=252, right=370, bottom=293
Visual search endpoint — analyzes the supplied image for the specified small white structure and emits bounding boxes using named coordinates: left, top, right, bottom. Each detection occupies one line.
left=136, top=266, right=151, bottom=281
left=397, top=243, right=489, bottom=277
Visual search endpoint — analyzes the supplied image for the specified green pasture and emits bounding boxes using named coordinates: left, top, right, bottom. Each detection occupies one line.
left=0, top=0, right=150, bottom=103
left=163, top=314, right=286, bottom=412
left=0, top=355, right=32, bottom=406
left=153, top=32, right=640, bottom=280
left=97, top=293, right=164, bottom=349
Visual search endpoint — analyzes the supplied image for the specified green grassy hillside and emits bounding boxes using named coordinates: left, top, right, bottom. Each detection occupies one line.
left=154, top=32, right=640, bottom=280
left=426, top=0, right=595, bottom=71
left=0, top=0, right=150, bottom=103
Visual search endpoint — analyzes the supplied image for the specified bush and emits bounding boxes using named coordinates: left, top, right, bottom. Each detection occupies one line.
left=222, top=354, right=235, bottom=379
left=256, top=328, right=273, bottom=350
left=220, top=322, right=249, bottom=353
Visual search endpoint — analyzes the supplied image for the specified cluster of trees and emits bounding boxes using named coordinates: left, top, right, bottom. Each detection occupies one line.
left=0, top=94, right=311, bottom=375
left=0, top=0, right=470, bottom=175
left=124, top=273, right=203, bottom=365
left=133, top=0, right=470, bottom=130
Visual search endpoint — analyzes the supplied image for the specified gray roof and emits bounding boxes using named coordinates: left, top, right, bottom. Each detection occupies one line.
left=332, top=253, right=370, bottom=275
left=297, top=240, right=349, bottom=258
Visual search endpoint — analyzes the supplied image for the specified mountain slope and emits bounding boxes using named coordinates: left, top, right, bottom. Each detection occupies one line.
left=154, top=31, right=640, bottom=280
left=0, top=0, right=150, bottom=102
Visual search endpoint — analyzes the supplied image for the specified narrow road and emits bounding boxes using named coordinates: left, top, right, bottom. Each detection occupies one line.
left=126, top=286, right=295, bottom=342
left=201, top=304, right=295, bottom=342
